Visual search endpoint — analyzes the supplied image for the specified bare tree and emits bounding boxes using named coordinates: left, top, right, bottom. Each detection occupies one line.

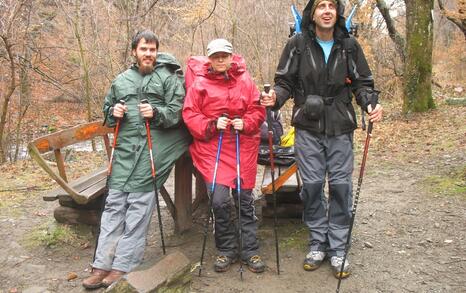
left=13, top=1, right=34, bottom=161
left=0, top=0, right=29, bottom=163
left=375, top=0, right=406, bottom=62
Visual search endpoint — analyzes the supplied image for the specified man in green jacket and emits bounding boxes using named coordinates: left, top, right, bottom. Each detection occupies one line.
left=82, top=30, right=190, bottom=289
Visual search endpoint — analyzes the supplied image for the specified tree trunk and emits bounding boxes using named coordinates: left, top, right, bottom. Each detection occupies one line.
left=14, top=1, right=33, bottom=162
left=0, top=36, right=17, bottom=164
left=73, top=0, right=96, bottom=150
left=403, top=0, right=435, bottom=113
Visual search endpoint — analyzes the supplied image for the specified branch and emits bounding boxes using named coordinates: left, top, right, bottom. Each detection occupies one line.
left=197, top=0, right=218, bottom=26
left=375, top=0, right=406, bottom=62
left=438, top=0, right=466, bottom=40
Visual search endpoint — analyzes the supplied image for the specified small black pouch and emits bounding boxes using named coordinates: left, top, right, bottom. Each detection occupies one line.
left=303, top=95, right=324, bottom=120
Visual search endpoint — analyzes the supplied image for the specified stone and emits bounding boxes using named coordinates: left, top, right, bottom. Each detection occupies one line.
left=364, top=242, right=374, bottom=248
left=106, top=251, right=191, bottom=293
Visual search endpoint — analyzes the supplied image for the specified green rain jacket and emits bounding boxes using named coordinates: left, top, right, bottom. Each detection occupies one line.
left=103, top=52, right=191, bottom=192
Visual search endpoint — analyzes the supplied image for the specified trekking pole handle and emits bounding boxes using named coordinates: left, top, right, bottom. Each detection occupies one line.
left=264, top=84, right=274, bottom=132
left=264, top=83, right=271, bottom=94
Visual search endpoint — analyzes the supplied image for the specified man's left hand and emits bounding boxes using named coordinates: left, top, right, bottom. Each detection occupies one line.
left=139, top=103, right=154, bottom=119
left=367, top=104, right=383, bottom=123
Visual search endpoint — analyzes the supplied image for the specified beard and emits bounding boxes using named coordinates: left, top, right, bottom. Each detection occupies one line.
left=139, top=63, right=154, bottom=75
left=137, top=56, right=156, bottom=75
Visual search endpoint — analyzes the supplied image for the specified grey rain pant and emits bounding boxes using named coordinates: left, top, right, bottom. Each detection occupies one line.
left=207, top=183, right=259, bottom=260
left=93, top=189, right=156, bottom=272
left=295, top=129, right=354, bottom=257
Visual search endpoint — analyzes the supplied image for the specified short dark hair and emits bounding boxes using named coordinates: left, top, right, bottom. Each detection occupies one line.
left=131, top=30, right=159, bottom=50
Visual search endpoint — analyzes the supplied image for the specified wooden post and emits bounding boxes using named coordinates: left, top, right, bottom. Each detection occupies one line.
left=193, top=169, right=207, bottom=211
left=103, top=134, right=111, bottom=160
left=54, top=149, right=68, bottom=182
left=174, top=152, right=193, bottom=233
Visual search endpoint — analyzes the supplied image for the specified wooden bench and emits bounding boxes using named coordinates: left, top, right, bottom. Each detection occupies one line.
left=261, top=163, right=300, bottom=195
left=260, top=163, right=303, bottom=218
left=28, top=121, right=203, bottom=233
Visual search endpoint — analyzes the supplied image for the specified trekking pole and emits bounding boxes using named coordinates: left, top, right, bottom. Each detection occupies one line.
left=264, top=83, right=280, bottom=275
left=141, top=99, right=166, bottom=255
left=336, top=92, right=379, bottom=293
left=234, top=116, right=244, bottom=281
left=93, top=100, right=125, bottom=265
left=198, top=114, right=226, bottom=277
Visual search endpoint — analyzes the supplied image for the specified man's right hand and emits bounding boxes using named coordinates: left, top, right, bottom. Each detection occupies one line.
left=260, top=89, right=277, bottom=107
left=216, top=116, right=231, bottom=130
left=113, top=103, right=128, bottom=118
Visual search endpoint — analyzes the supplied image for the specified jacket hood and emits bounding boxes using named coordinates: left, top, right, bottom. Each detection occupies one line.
left=187, top=54, right=247, bottom=80
left=155, top=52, right=182, bottom=70
left=301, top=0, right=348, bottom=40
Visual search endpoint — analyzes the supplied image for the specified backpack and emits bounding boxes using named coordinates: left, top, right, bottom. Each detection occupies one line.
left=259, top=110, right=284, bottom=146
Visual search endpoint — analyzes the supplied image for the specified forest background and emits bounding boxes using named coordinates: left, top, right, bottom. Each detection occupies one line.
left=0, top=0, right=464, bottom=163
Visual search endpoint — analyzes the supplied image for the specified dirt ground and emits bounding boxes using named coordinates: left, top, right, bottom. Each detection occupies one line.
left=0, top=101, right=465, bottom=293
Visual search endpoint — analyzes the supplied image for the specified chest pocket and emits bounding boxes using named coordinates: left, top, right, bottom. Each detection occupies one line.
left=227, top=83, right=248, bottom=117
left=114, top=86, right=137, bottom=102
left=145, top=80, right=166, bottom=108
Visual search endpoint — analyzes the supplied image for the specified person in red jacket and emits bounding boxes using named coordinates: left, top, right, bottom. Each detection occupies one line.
left=183, top=38, right=266, bottom=273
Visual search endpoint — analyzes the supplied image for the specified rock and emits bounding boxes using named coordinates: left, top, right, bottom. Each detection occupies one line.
left=434, top=223, right=440, bottom=228
left=454, top=87, right=463, bottom=93
left=106, top=251, right=191, bottom=293
left=444, top=239, right=453, bottom=244
left=364, top=242, right=374, bottom=248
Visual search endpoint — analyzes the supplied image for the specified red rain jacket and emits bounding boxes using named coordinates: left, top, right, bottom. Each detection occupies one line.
left=183, top=54, right=265, bottom=189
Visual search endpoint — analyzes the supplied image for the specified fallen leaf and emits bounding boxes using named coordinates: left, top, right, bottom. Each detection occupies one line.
left=80, top=241, right=90, bottom=249
left=67, top=272, right=78, bottom=281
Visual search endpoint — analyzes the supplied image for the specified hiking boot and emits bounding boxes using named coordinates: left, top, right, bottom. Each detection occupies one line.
left=303, top=250, right=326, bottom=271
left=82, top=268, right=110, bottom=289
left=330, top=256, right=351, bottom=279
left=102, top=269, right=126, bottom=287
left=214, top=255, right=237, bottom=272
left=243, top=255, right=266, bottom=273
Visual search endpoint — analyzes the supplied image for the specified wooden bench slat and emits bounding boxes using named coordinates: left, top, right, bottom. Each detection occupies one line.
left=43, top=166, right=107, bottom=201
left=79, top=177, right=107, bottom=202
left=31, top=121, right=113, bottom=154
left=261, top=163, right=299, bottom=194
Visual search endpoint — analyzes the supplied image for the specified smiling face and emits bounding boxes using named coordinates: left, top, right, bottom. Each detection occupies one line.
left=312, top=0, right=337, bottom=32
left=208, top=52, right=232, bottom=73
left=132, top=38, right=157, bottom=75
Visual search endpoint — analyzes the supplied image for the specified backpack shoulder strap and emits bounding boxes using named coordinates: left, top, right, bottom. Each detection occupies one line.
left=343, top=36, right=357, bottom=84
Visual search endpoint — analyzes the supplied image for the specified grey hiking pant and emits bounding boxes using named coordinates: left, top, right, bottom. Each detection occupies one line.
left=93, top=189, right=156, bottom=272
left=207, top=183, right=259, bottom=260
left=295, top=129, right=353, bottom=257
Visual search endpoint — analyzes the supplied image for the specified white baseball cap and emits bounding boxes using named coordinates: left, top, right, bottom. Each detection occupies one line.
left=207, top=38, right=233, bottom=57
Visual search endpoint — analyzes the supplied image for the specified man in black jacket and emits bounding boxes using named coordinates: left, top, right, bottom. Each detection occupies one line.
left=261, top=0, right=383, bottom=279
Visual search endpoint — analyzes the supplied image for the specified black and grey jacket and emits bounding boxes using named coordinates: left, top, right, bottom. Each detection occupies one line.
left=273, top=0, right=375, bottom=136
